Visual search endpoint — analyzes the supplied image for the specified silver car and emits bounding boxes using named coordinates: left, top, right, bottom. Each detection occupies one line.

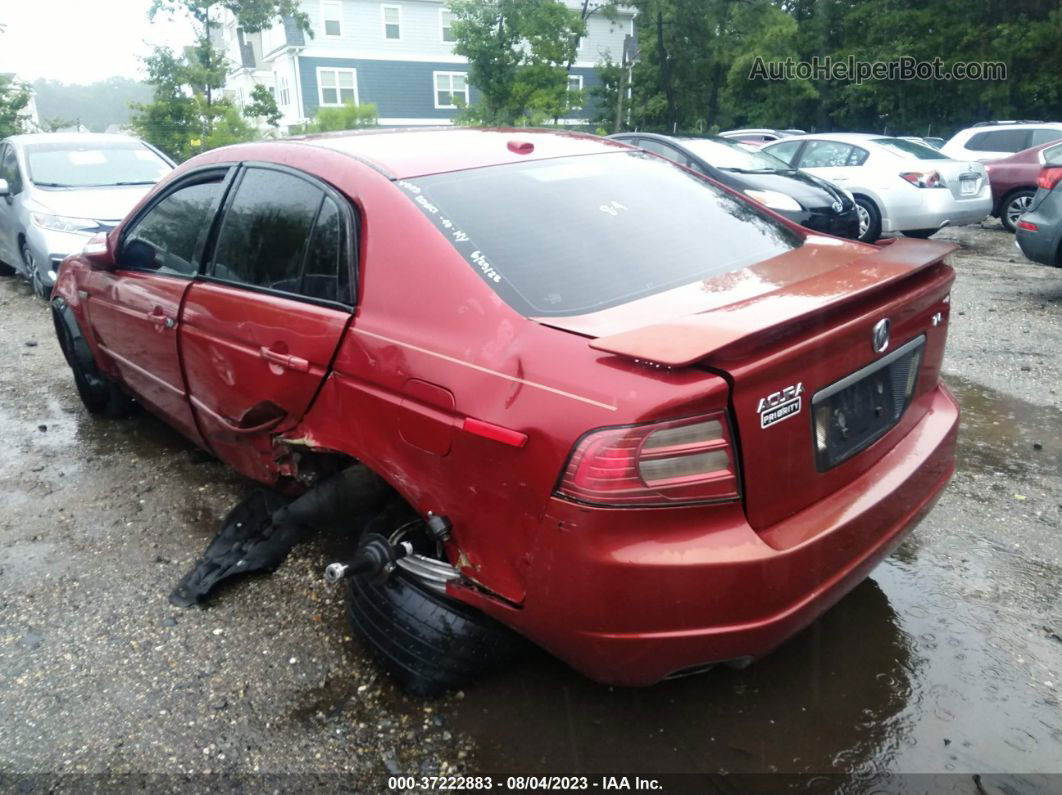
left=0, top=133, right=174, bottom=297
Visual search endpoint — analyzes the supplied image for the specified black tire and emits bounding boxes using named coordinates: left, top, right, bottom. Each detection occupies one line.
left=52, top=305, right=134, bottom=418
left=855, top=196, right=882, bottom=243
left=22, top=242, right=48, bottom=299
left=904, top=228, right=938, bottom=239
left=1000, top=189, right=1035, bottom=233
left=347, top=563, right=526, bottom=696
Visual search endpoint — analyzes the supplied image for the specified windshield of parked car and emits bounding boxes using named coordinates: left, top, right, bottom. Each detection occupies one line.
left=871, top=138, right=950, bottom=160
left=25, top=142, right=172, bottom=188
left=399, top=152, right=803, bottom=317
left=679, top=138, right=793, bottom=172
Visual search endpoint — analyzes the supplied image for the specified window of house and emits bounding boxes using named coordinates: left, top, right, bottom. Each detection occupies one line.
left=567, top=75, right=583, bottom=109
left=382, top=5, right=401, bottom=40
left=434, top=72, right=468, bottom=109
left=440, top=8, right=455, bottom=42
left=318, top=68, right=358, bottom=106
left=322, top=0, right=342, bottom=36
left=277, top=74, right=290, bottom=107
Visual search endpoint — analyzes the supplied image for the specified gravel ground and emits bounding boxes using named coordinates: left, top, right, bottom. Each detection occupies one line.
left=0, top=224, right=1060, bottom=793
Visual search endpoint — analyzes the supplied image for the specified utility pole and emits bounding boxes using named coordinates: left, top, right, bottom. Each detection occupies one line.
left=614, top=33, right=638, bottom=133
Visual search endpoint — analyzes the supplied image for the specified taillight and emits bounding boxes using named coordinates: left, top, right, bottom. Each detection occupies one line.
left=1037, top=167, right=1062, bottom=191
left=556, top=413, right=740, bottom=507
left=1017, top=220, right=1038, bottom=232
left=900, top=171, right=946, bottom=189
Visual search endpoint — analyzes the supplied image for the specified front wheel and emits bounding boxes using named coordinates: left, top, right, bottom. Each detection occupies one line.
left=1001, top=190, right=1035, bottom=233
left=22, top=243, right=48, bottom=299
left=855, top=197, right=882, bottom=243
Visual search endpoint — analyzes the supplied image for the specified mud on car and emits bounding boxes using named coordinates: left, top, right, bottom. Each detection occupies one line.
left=50, top=129, right=960, bottom=694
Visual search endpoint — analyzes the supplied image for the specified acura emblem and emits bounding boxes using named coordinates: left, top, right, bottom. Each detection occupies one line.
left=832, top=200, right=844, bottom=213
left=871, top=318, right=891, bottom=354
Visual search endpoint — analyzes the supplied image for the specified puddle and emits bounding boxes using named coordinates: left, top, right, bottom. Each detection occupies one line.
left=946, top=374, right=1062, bottom=477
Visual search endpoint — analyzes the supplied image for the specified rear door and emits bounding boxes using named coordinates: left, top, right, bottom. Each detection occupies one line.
left=81, top=168, right=231, bottom=445
left=179, top=164, right=355, bottom=482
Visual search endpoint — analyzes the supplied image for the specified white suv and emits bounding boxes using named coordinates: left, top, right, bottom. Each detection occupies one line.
left=942, top=121, right=1062, bottom=161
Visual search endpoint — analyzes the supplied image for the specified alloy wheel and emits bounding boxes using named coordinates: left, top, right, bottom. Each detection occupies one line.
left=1005, top=194, right=1033, bottom=231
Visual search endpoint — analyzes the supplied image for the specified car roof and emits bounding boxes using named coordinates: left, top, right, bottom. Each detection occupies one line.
left=4, top=132, right=148, bottom=148
left=771, top=132, right=886, bottom=145
left=299, top=127, right=624, bottom=179
left=961, top=122, right=1062, bottom=134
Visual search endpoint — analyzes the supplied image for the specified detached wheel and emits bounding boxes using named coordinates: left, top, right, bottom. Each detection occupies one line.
left=346, top=523, right=525, bottom=696
left=52, top=305, right=134, bottom=418
left=1001, top=189, right=1035, bottom=233
left=855, top=196, right=882, bottom=243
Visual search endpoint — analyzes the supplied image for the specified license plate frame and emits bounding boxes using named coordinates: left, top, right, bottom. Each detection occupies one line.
left=960, top=177, right=978, bottom=196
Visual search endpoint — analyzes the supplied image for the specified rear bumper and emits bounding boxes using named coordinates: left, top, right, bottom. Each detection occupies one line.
left=504, top=383, right=959, bottom=686
left=887, top=190, right=991, bottom=232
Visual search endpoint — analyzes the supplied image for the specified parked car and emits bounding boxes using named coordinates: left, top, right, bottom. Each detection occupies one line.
left=983, top=142, right=1060, bottom=232
left=719, top=128, right=806, bottom=147
left=1015, top=141, right=1062, bottom=267
left=608, top=132, right=860, bottom=238
left=941, top=121, right=1062, bottom=162
left=0, top=133, right=174, bottom=297
left=52, top=129, right=959, bottom=692
left=763, top=133, right=992, bottom=242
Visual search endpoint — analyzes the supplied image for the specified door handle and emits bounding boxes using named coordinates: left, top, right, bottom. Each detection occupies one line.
left=149, top=309, right=175, bottom=329
left=260, top=347, right=309, bottom=373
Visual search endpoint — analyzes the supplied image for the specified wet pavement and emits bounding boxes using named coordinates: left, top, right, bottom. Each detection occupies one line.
left=1, top=224, right=1060, bottom=793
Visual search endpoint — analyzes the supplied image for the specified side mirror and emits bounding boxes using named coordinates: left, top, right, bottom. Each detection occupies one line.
left=0, top=178, right=9, bottom=198
left=122, top=238, right=161, bottom=271
left=83, top=234, right=116, bottom=271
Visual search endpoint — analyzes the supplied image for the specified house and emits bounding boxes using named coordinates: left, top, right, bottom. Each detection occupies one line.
left=218, top=0, right=636, bottom=131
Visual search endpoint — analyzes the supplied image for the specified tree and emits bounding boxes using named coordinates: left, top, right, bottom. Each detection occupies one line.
left=244, top=83, right=281, bottom=128
left=133, top=1, right=313, bottom=160
left=0, top=74, right=31, bottom=138
left=449, top=0, right=586, bottom=125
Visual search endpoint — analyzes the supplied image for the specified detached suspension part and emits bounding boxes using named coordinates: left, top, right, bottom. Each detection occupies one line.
left=324, top=533, right=414, bottom=585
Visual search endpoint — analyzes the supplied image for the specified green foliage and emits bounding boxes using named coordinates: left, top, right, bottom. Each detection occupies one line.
left=291, top=101, right=378, bottom=134
left=449, top=0, right=586, bottom=125
left=204, top=102, right=258, bottom=149
left=245, top=83, right=282, bottom=127
left=612, top=0, right=1062, bottom=138
left=0, top=75, right=32, bottom=138
left=31, top=78, right=154, bottom=133
left=148, top=0, right=311, bottom=36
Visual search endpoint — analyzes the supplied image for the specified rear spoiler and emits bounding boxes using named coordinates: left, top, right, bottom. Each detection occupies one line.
left=588, top=239, right=958, bottom=368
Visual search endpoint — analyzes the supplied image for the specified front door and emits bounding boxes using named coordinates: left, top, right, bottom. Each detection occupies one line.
left=179, top=165, right=355, bottom=482
left=0, top=144, right=24, bottom=266
left=82, top=169, right=231, bottom=446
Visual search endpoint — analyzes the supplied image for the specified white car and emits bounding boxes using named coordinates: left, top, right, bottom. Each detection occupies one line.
left=762, top=133, right=992, bottom=242
left=942, top=122, right=1062, bottom=162
left=718, top=128, right=806, bottom=147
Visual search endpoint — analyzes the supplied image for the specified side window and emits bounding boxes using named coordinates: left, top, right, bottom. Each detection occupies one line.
left=211, top=168, right=324, bottom=295
left=967, top=129, right=1028, bottom=152
left=638, top=139, right=691, bottom=167
left=1, top=145, right=23, bottom=194
left=302, top=196, right=350, bottom=304
left=1030, top=128, right=1062, bottom=147
left=846, top=146, right=870, bottom=166
left=122, top=176, right=225, bottom=276
left=766, top=140, right=802, bottom=165
left=800, top=140, right=857, bottom=168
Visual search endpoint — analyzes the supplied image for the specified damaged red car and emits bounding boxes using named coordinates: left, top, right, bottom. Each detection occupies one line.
left=51, top=129, right=959, bottom=693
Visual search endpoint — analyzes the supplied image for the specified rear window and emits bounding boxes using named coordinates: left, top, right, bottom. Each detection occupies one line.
left=872, top=138, right=949, bottom=160
left=398, top=152, right=802, bottom=317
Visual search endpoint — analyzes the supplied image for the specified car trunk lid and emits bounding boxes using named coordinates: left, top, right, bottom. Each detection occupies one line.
left=537, top=237, right=957, bottom=531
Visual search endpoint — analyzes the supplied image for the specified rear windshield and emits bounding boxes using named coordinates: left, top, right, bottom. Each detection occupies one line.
left=399, top=152, right=802, bottom=317
left=26, top=142, right=172, bottom=188
left=872, top=138, right=949, bottom=160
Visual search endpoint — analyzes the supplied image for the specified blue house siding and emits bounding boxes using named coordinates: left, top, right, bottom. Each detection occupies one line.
left=299, top=57, right=601, bottom=122
left=299, top=57, right=480, bottom=120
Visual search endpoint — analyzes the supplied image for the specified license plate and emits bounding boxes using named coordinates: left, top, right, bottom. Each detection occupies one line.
left=812, top=337, right=924, bottom=470
left=960, top=178, right=977, bottom=196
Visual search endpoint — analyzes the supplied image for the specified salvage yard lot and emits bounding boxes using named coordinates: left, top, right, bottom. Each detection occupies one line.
left=1, top=223, right=1060, bottom=791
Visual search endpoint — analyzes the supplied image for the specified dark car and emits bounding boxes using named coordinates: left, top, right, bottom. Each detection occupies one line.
left=52, top=129, right=958, bottom=693
left=984, top=142, right=1060, bottom=232
left=609, top=132, right=860, bottom=238
left=1015, top=141, right=1062, bottom=266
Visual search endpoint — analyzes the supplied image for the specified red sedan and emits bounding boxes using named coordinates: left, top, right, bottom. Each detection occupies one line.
left=986, top=142, right=1060, bottom=231
left=50, top=129, right=959, bottom=691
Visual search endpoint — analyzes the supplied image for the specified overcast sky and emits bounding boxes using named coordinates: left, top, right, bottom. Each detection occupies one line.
left=0, top=0, right=193, bottom=83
